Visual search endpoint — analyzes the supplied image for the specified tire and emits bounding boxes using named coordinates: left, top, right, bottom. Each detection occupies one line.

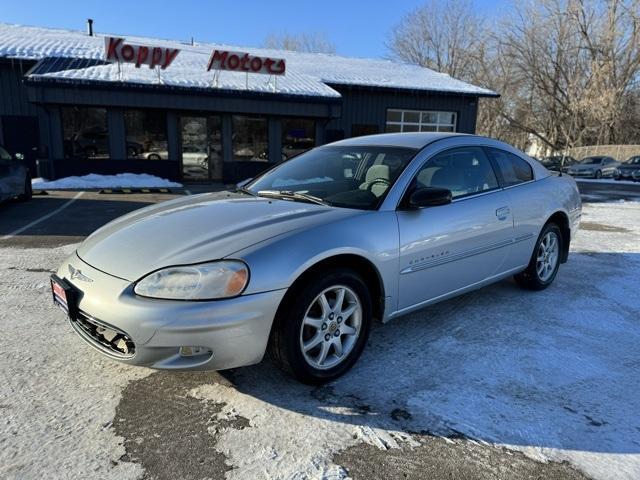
left=514, top=223, right=562, bottom=291
left=147, top=153, right=161, bottom=161
left=595, top=170, right=602, bottom=179
left=269, top=268, right=372, bottom=384
left=19, top=173, right=32, bottom=201
left=84, top=147, right=98, bottom=158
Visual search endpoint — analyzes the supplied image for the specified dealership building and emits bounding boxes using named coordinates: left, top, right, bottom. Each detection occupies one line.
left=0, top=23, right=497, bottom=183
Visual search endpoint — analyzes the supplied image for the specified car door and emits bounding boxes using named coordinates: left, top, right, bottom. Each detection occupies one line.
left=396, top=146, right=515, bottom=310
left=485, top=147, right=541, bottom=271
left=602, top=157, right=617, bottom=176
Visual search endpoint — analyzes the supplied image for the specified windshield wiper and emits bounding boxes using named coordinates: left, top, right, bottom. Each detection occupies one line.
left=257, top=190, right=330, bottom=206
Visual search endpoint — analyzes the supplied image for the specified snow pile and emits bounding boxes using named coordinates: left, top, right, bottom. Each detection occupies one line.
left=0, top=23, right=497, bottom=98
left=576, top=178, right=638, bottom=185
left=32, top=173, right=182, bottom=190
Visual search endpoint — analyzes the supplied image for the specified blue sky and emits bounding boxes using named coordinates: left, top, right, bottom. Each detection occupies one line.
left=2, top=0, right=508, bottom=58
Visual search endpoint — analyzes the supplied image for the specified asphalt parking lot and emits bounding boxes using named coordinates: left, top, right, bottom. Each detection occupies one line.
left=1, top=181, right=640, bottom=480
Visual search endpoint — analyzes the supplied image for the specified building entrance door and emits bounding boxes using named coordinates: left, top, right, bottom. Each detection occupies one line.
left=180, top=115, right=223, bottom=181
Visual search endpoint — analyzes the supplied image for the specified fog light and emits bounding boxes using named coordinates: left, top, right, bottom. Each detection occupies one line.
left=179, top=346, right=211, bottom=357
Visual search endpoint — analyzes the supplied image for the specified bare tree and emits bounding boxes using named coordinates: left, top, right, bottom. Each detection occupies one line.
left=500, top=0, right=640, bottom=149
left=264, top=32, right=336, bottom=54
left=387, top=0, right=484, bottom=80
left=389, top=0, right=640, bottom=152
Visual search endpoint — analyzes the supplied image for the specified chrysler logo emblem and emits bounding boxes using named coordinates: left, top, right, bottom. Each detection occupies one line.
left=68, top=264, right=93, bottom=283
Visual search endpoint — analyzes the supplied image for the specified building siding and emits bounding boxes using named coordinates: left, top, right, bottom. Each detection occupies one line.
left=0, top=60, right=37, bottom=116
left=325, top=85, right=479, bottom=137
left=1, top=58, right=486, bottom=182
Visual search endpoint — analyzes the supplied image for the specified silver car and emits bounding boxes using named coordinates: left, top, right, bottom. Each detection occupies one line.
left=51, top=133, right=582, bottom=384
left=566, top=156, right=620, bottom=179
left=0, top=146, right=32, bottom=203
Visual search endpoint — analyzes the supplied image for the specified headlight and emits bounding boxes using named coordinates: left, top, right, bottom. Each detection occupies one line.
left=134, top=260, right=249, bottom=300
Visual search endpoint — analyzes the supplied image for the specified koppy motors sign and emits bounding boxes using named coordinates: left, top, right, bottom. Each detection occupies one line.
left=207, top=50, right=286, bottom=76
left=104, top=37, right=180, bottom=69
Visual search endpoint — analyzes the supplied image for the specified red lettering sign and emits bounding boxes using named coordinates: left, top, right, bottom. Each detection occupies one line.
left=104, top=37, right=180, bottom=69
left=207, top=49, right=286, bottom=76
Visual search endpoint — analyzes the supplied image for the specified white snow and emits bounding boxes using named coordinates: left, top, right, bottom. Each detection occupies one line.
left=1, top=201, right=639, bottom=479
left=576, top=178, right=638, bottom=186
left=32, top=173, right=182, bottom=190
left=0, top=23, right=497, bottom=98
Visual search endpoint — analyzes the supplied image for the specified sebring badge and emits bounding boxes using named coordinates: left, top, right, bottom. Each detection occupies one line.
left=68, top=264, right=93, bottom=283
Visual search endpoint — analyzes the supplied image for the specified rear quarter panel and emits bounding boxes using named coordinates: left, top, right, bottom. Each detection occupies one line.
left=507, top=174, right=581, bottom=267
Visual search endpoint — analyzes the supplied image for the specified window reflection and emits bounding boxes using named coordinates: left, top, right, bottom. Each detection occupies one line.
left=232, top=115, right=268, bottom=162
left=181, top=116, right=223, bottom=181
left=282, top=118, right=315, bottom=160
left=124, top=109, right=168, bottom=160
left=62, top=107, right=109, bottom=159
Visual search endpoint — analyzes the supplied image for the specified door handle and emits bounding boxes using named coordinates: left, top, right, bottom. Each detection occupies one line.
left=496, top=206, right=511, bottom=220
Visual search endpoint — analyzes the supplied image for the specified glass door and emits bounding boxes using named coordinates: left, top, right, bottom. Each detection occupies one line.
left=180, top=115, right=223, bottom=181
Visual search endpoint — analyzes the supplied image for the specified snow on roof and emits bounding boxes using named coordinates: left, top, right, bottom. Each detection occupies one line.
left=0, top=23, right=498, bottom=99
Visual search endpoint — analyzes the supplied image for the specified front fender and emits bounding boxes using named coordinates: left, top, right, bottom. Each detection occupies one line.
left=230, top=210, right=400, bottom=317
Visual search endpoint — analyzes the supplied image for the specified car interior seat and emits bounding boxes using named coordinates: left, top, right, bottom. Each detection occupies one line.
left=359, top=164, right=390, bottom=197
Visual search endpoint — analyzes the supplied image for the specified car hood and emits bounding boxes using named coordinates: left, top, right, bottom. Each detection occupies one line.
left=618, top=164, right=640, bottom=170
left=77, top=191, right=360, bottom=281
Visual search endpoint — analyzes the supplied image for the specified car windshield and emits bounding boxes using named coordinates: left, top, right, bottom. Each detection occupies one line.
left=580, top=157, right=602, bottom=164
left=626, top=156, right=640, bottom=165
left=246, top=145, right=418, bottom=210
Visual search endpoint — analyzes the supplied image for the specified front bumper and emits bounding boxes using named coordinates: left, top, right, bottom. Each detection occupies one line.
left=55, top=253, right=286, bottom=370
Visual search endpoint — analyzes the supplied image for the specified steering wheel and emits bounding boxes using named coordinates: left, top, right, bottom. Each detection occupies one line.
left=366, top=178, right=391, bottom=192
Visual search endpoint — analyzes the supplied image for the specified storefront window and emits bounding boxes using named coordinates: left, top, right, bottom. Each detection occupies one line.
left=180, top=116, right=223, bottom=181
left=62, top=107, right=109, bottom=159
left=124, top=109, right=168, bottom=160
left=282, top=118, right=315, bottom=160
left=232, top=115, right=268, bottom=162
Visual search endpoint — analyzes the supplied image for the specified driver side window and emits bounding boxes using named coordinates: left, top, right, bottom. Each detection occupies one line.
left=415, top=146, right=499, bottom=199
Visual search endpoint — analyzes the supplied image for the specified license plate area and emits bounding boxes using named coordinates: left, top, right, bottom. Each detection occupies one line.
left=50, top=275, right=78, bottom=319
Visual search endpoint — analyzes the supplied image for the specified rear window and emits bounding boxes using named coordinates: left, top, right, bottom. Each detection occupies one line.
left=487, top=148, right=533, bottom=186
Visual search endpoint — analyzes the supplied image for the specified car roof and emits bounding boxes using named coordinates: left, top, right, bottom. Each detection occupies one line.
left=326, top=132, right=471, bottom=149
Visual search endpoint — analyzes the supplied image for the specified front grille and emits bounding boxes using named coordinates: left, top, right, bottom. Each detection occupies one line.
left=70, top=311, right=136, bottom=358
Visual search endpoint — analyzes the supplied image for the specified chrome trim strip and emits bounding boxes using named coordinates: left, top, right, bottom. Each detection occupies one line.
left=400, top=233, right=534, bottom=274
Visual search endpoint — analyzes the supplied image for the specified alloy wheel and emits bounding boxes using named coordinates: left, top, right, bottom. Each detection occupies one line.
left=299, top=285, right=362, bottom=370
left=536, top=231, right=559, bottom=282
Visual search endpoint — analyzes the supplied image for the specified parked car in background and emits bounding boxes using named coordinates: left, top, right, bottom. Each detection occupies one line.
left=540, top=155, right=577, bottom=172
left=51, top=133, right=581, bottom=384
left=614, top=155, right=640, bottom=181
left=566, top=156, right=619, bottom=179
left=0, top=145, right=31, bottom=203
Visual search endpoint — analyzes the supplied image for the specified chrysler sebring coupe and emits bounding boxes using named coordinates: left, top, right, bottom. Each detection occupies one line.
left=51, top=133, right=581, bottom=384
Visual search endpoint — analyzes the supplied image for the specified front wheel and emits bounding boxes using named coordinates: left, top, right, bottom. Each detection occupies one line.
left=595, top=170, right=602, bottom=179
left=514, top=223, right=562, bottom=290
left=269, top=269, right=372, bottom=384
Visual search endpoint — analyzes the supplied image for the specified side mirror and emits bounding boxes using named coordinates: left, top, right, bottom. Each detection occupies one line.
left=406, top=187, right=452, bottom=209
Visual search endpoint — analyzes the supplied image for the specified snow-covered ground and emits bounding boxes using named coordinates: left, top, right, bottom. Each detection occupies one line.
left=576, top=178, right=638, bottom=185
left=1, top=201, right=639, bottom=479
left=32, top=173, right=182, bottom=190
